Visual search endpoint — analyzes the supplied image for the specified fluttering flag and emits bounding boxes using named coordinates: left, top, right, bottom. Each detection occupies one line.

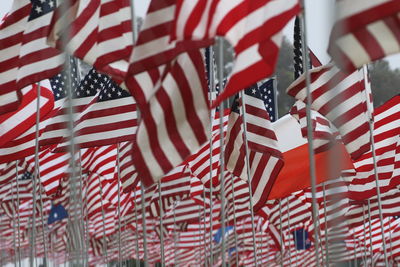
left=328, top=0, right=400, bottom=72
left=225, top=83, right=283, bottom=211
left=132, top=50, right=210, bottom=187
left=349, top=95, right=400, bottom=200
left=287, top=63, right=372, bottom=160
left=172, top=0, right=300, bottom=105
left=0, top=0, right=64, bottom=108
left=47, top=0, right=133, bottom=81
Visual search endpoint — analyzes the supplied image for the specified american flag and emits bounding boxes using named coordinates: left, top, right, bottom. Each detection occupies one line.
left=0, top=81, right=54, bottom=148
left=43, top=67, right=137, bottom=150
left=39, top=57, right=81, bottom=146
left=0, top=0, right=64, bottom=106
left=349, top=95, right=400, bottom=200
left=47, top=0, right=133, bottom=81
left=225, top=83, right=284, bottom=212
left=0, top=82, right=56, bottom=163
left=287, top=63, right=372, bottom=160
left=328, top=0, right=400, bottom=72
left=126, top=0, right=212, bottom=76
left=132, top=50, right=211, bottom=187
left=171, top=0, right=300, bottom=106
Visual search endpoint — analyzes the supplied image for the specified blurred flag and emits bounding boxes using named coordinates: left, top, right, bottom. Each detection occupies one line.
left=172, top=0, right=300, bottom=106
left=47, top=0, right=133, bottom=81
left=0, top=0, right=64, bottom=108
left=328, top=0, right=400, bottom=72
left=225, top=83, right=283, bottom=211
left=132, top=50, right=210, bottom=187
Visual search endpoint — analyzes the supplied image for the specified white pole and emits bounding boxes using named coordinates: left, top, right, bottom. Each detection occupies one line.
left=298, top=6, right=320, bottom=266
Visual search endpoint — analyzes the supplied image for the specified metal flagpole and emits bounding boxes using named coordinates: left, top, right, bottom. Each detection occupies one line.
left=37, top=177, right=49, bottom=266
left=158, top=182, right=165, bottom=266
left=367, top=200, right=373, bottom=265
left=229, top=175, right=239, bottom=266
left=240, top=88, right=259, bottom=267
left=11, top=178, right=18, bottom=267
left=172, top=202, right=178, bottom=266
left=97, top=176, right=109, bottom=264
left=216, top=37, right=228, bottom=267
left=362, top=205, right=367, bottom=265
left=140, top=183, right=148, bottom=267
left=132, top=187, right=140, bottom=267
left=388, top=217, right=394, bottom=264
left=30, top=81, right=42, bottom=267
left=208, top=45, right=215, bottom=267
left=278, top=200, right=284, bottom=267
left=78, top=151, right=89, bottom=266
left=322, top=184, right=329, bottom=266
left=201, top=190, right=208, bottom=267
left=116, top=144, right=123, bottom=266
left=15, top=162, right=22, bottom=267
left=298, top=5, right=320, bottom=265
left=285, top=201, right=293, bottom=267
left=362, top=65, right=389, bottom=266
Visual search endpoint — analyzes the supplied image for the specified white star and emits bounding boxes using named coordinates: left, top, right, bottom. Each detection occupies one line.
left=86, top=90, right=90, bottom=95
left=268, top=90, right=271, bottom=94
left=252, top=88, right=256, bottom=94
left=268, top=99, right=272, bottom=103
left=112, top=87, right=116, bottom=92
left=90, top=84, right=94, bottom=89
left=100, top=83, right=104, bottom=87
left=117, top=91, right=122, bottom=96
left=35, top=6, right=42, bottom=14
left=107, top=93, right=112, bottom=98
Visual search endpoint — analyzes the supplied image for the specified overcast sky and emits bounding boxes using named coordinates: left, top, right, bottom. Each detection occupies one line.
left=1, top=0, right=399, bottom=68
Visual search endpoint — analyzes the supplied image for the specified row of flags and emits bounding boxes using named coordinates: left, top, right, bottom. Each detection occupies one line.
left=0, top=0, right=399, bottom=265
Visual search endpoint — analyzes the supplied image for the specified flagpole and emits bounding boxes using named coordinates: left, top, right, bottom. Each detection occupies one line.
left=172, top=202, right=178, bottom=266
left=30, top=81, right=42, bottom=267
left=116, top=144, right=123, bottom=266
left=285, top=201, right=293, bottom=267
left=37, top=175, right=49, bottom=266
left=367, top=200, right=373, bottom=265
left=216, top=37, right=228, bottom=267
left=140, top=183, right=148, bottom=267
left=203, top=194, right=209, bottom=267
left=132, top=187, right=140, bottom=267
left=240, top=88, right=259, bottom=267
left=388, top=217, right=394, bottom=264
left=78, top=151, right=89, bottom=266
left=15, top=162, right=22, bottom=267
left=278, top=200, right=284, bottom=267
left=362, top=64, right=389, bottom=266
left=298, top=5, right=320, bottom=265
left=11, top=178, right=18, bottom=267
left=322, top=184, right=329, bottom=266
left=97, top=176, right=109, bottom=264
left=229, top=175, right=239, bottom=266
left=207, top=45, right=215, bottom=267
left=157, top=182, right=165, bottom=266
left=362, top=205, right=367, bottom=265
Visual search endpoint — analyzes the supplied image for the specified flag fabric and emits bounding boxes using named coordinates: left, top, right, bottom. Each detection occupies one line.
left=54, top=69, right=137, bottom=150
left=132, top=50, right=211, bottom=187
left=172, top=0, right=300, bottom=105
left=286, top=63, right=372, bottom=160
left=0, top=0, right=64, bottom=100
left=47, top=0, right=133, bottom=81
left=349, top=95, right=400, bottom=200
left=225, top=83, right=284, bottom=211
left=48, top=204, right=68, bottom=224
left=290, top=100, right=339, bottom=154
left=0, top=80, right=54, bottom=147
left=328, top=0, right=400, bottom=72
left=127, top=0, right=212, bottom=76
left=39, top=57, right=81, bottom=146
left=0, top=81, right=56, bottom=163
